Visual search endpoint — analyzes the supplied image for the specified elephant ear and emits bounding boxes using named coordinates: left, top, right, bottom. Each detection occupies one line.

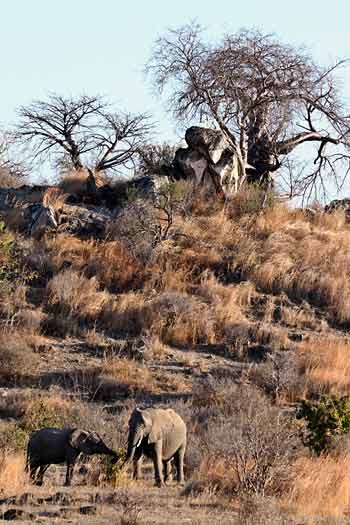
left=69, top=429, right=89, bottom=450
left=140, top=411, right=152, bottom=428
left=148, top=422, right=162, bottom=444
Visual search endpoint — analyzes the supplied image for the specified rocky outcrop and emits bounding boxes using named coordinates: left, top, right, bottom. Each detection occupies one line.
left=325, top=198, right=350, bottom=219
left=173, top=126, right=239, bottom=196
left=29, top=203, right=58, bottom=239
left=0, top=184, right=116, bottom=239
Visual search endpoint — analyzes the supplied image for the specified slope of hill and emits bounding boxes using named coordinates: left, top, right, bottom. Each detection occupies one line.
left=1, top=181, right=350, bottom=523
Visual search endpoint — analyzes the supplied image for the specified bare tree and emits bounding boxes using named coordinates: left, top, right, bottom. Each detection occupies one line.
left=0, top=131, right=27, bottom=187
left=16, top=94, right=153, bottom=176
left=148, top=24, right=350, bottom=200
left=137, top=142, right=177, bottom=177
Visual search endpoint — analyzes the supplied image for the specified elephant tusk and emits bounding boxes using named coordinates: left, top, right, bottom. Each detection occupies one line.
left=136, top=438, right=142, bottom=448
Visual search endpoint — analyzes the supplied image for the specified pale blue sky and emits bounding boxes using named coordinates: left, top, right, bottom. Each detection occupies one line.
left=1, top=0, right=350, bottom=186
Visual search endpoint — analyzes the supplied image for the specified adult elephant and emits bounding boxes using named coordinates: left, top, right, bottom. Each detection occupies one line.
left=125, top=407, right=187, bottom=487
left=26, top=427, right=118, bottom=486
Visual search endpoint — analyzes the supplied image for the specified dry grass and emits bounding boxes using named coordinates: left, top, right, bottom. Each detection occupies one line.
left=289, top=454, right=350, bottom=518
left=97, top=357, right=158, bottom=397
left=42, top=186, right=67, bottom=211
left=149, top=291, right=216, bottom=346
left=299, top=337, right=350, bottom=394
left=0, top=451, right=28, bottom=496
left=59, top=168, right=107, bottom=195
left=0, top=331, right=40, bottom=383
left=102, top=292, right=150, bottom=336
left=233, top=204, right=350, bottom=325
left=46, top=235, right=141, bottom=292
left=47, top=269, right=109, bottom=320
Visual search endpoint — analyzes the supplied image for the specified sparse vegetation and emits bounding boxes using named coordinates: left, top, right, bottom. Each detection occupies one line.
left=1, top=13, right=350, bottom=523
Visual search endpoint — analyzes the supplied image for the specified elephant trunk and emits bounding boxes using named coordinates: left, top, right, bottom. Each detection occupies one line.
left=125, top=443, right=137, bottom=463
left=98, top=443, right=118, bottom=457
left=125, top=429, right=142, bottom=463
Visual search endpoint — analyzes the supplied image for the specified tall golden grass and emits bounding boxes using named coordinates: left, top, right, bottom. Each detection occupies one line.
left=299, top=337, right=350, bottom=394
left=289, top=455, right=350, bottom=518
left=0, top=452, right=28, bottom=496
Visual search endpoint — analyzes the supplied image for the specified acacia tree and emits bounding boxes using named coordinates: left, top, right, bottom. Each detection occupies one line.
left=16, top=94, right=152, bottom=176
left=148, top=24, right=350, bottom=200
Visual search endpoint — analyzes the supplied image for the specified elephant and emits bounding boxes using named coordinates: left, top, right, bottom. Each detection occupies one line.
left=26, top=427, right=118, bottom=486
left=125, top=407, right=187, bottom=487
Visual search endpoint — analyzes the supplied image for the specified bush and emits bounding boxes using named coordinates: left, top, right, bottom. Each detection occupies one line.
left=225, top=186, right=275, bottom=220
left=0, top=332, right=39, bottom=384
left=297, top=395, right=350, bottom=455
left=149, top=291, right=216, bottom=345
left=187, top=383, right=299, bottom=496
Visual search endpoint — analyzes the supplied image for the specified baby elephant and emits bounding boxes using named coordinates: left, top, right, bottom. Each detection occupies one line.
left=26, top=427, right=117, bottom=486
left=125, top=407, right=187, bottom=487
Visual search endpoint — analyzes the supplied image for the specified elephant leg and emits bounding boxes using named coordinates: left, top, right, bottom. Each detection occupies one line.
left=29, top=463, right=39, bottom=483
left=65, top=461, right=75, bottom=487
left=37, top=464, right=49, bottom=485
left=133, top=456, right=143, bottom=480
left=163, top=460, right=172, bottom=483
left=152, top=442, right=164, bottom=487
left=174, top=446, right=185, bottom=485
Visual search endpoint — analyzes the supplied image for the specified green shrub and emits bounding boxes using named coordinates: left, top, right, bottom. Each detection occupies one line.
left=226, top=186, right=275, bottom=220
left=297, top=395, right=350, bottom=455
left=0, top=398, right=79, bottom=452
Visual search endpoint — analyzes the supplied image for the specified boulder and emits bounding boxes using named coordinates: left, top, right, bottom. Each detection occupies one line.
left=325, top=198, right=350, bottom=219
left=185, top=126, right=232, bottom=164
left=29, top=203, right=58, bottom=239
left=173, top=126, right=239, bottom=195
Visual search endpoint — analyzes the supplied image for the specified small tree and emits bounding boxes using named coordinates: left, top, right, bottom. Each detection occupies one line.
left=297, top=395, right=350, bottom=455
left=16, top=94, right=152, bottom=176
left=0, top=131, right=27, bottom=187
left=148, top=24, right=350, bottom=200
left=137, top=142, right=177, bottom=177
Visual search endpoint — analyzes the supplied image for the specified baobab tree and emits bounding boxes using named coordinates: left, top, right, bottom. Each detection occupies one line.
left=16, top=94, right=152, bottom=176
left=148, top=24, right=350, bottom=200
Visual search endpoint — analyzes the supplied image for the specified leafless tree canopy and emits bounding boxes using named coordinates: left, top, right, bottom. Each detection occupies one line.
left=16, top=94, right=153, bottom=176
left=0, top=132, right=27, bottom=187
left=148, top=24, right=350, bottom=200
left=137, top=142, right=177, bottom=177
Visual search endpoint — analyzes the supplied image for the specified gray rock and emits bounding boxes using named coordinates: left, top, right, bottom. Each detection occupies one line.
left=325, top=198, right=350, bottom=219
left=29, top=203, right=58, bottom=239
left=173, top=126, right=239, bottom=195
left=79, top=505, right=97, bottom=515
left=3, top=508, right=35, bottom=521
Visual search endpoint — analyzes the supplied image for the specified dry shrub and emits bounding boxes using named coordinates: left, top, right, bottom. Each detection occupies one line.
left=230, top=203, right=350, bottom=325
left=238, top=494, right=295, bottom=525
left=87, top=241, right=140, bottom=292
left=186, top=383, right=299, bottom=497
left=46, top=269, right=109, bottom=321
left=197, top=273, right=253, bottom=339
left=42, top=186, right=67, bottom=211
left=97, top=357, right=158, bottom=398
left=59, top=168, right=107, bottom=195
left=0, top=451, right=28, bottom=496
left=0, top=331, right=39, bottom=384
left=102, top=292, right=151, bottom=336
left=289, top=454, right=350, bottom=518
left=279, top=303, right=323, bottom=331
left=47, top=235, right=141, bottom=292
left=299, top=337, right=350, bottom=395
left=149, top=291, right=216, bottom=346
left=225, top=186, right=275, bottom=220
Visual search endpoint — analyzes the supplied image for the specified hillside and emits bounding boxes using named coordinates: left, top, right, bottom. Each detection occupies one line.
left=1, top=179, right=350, bottom=524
